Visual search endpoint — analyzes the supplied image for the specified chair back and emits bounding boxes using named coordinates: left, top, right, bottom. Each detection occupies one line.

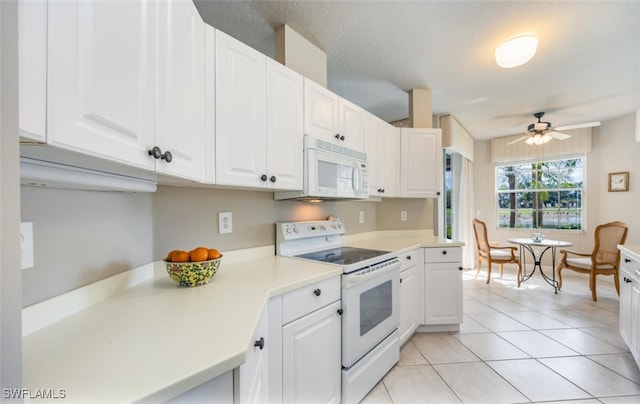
left=472, top=219, right=490, bottom=254
left=593, top=221, right=628, bottom=265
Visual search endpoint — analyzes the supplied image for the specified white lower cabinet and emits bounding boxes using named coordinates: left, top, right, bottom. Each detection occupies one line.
left=398, top=250, right=424, bottom=346
left=619, top=251, right=640, bottom=368
left=234, top=305, right=269, bottom=404
left=422, top=247, right=463, bottom=329
left=281, top=276, right=342, bottom=404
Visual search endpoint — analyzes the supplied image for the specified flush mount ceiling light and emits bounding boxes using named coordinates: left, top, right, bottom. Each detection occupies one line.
left=495, top=35, right=539, bottom=68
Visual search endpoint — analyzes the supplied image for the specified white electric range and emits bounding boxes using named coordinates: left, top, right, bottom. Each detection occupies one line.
left=276, top=219, right=400, bottom=403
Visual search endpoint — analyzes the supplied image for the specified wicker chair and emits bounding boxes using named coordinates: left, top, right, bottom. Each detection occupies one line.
left=472, top=218, right=522, bottom=285
left=557, top=221, right=628, bottom=301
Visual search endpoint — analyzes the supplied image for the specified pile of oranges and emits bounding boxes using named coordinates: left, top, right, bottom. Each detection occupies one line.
left=166, top=247, right=222, bottom=263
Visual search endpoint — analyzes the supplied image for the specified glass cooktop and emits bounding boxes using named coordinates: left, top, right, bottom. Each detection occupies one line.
left=295, top=247, right=390, bottom=266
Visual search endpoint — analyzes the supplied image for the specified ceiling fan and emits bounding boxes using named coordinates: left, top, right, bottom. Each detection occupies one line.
left=508, top=112, right=601, bottom=145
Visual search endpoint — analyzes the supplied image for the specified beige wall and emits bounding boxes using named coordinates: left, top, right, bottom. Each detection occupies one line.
left=21, top=184, right=433, bottom=306
left=473, top=112, right=640, bottom=265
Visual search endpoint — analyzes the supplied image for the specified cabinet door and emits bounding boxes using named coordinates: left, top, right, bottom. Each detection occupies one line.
left=400, top=128, right=442, bottom=198
left=365, top=113, right=383, bottom=196
left=235, top=306, right=269, bottom=404
left=156, top=0, right=206, bottom=182
left=338, top=98, right=364, bottom=151
left=266, top=59, right=303, bottom=191
left=282, top=301, right=341, bottom=404
left=381, top=123, right=400, bottom=197
left=215, top=30, right=267, bottom=187
left=47, top=0, right=156, bottom=170
left=620, top=265, right=633, bottom=347
left=399, top=265, right=423, bottom=346
left=19, top=0, right=47, bottom=142
left=303, top=78, right=339, bottom=140
left=424, top=262, right=462, bottom=325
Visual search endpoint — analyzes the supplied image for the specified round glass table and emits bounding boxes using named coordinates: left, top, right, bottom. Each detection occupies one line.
left=507, top=238, right=573, bottom=293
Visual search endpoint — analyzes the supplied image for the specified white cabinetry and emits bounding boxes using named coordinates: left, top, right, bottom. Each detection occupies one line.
left=46, top=0, right=206, bottom=181
left=303, top=79, right=364, bottom=152
left=215, top=31, right=303, bottom=189
left=619, top=250, right=640, bottom=369
left=366, top=114, right=399, bottom=197
left=398, top=250, right=424, bottom=346
left=19, top=0, right=47, bottom=142
left=235, top=304, right=270, bottom=404
left=400, top=128, right=442, bottom=198
left=422, top=247, right=463, bottom=330
left=281, top=276, right=341, bottom=404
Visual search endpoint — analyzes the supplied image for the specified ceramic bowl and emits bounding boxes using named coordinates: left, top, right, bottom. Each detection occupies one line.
left=164, top=256, right=222, bottom=287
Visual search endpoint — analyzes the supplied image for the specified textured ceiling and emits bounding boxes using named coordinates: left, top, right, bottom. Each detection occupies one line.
left=194, top=0, right=640, bottom=140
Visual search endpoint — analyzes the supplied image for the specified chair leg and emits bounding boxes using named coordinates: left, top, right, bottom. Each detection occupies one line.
left=486, top=263, right=492, bottom=284
left=614, top=271, right=621, bottom=296
left=590, top=272, right=597, bottom=301
left=499, top=263, right=504, bottom=278
left=516, top=262, right=522, bottom=287
left=557, top=264, right=564, bottom=290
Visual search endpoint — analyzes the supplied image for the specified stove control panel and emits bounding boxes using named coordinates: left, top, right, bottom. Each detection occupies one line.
left=277, top=219, right=345, bottom=241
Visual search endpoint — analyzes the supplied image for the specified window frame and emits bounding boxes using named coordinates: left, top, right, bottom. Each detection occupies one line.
left=495, top=154, right=587, bottom=232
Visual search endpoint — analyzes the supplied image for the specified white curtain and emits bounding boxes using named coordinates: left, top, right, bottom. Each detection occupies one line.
left=452, top=154, right=475, bottom=269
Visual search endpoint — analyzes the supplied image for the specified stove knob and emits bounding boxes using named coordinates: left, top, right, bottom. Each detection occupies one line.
left=293, top=227, right=299, bottom=233
left=285, top=227, right=292, bottom=234
left=320, top=225, right=326, bottom=230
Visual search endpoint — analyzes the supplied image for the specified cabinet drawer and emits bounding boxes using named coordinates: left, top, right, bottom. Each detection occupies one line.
left=399, top=249, right=419, bottom=272
left=282, top=276, right=341, bottom=325
left=424, top=247, right=462, bottom=263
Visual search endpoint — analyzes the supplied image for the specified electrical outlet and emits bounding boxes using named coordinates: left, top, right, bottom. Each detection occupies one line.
left=20, top=221, right=34, bottom=269
left=218, top=212, right=233, bottom=234
left=359, top=211, right=365, bottom=224
left=401, top=211, right=407, bottom=221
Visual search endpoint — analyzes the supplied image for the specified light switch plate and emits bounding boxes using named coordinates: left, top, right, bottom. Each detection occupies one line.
left=218, top=212, right=232, bottom=234
left=21, top=221, right=34, bottom=269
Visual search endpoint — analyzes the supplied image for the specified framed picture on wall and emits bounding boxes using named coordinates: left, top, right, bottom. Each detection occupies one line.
left=608, top=172, right=629, bottom=192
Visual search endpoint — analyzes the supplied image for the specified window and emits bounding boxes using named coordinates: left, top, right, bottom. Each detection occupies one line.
left=496, top=157, right=584, bottom=230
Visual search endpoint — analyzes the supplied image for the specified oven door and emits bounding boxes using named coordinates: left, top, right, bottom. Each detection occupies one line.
left=341, top=261, right=400, bottom=368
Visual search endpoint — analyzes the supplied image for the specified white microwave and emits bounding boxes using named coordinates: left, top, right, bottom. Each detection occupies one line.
left=275, top=136, right=368, bottom=201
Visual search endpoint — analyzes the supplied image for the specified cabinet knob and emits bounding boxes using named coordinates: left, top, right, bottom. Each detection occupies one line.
left=334, top=134, right=341, bottom=140
left=162, top=150, right=172, bottom=163
left=459, top=266, right=464, bottom=271
left=254, top=337, right=265, bottom=350
left=399, top=278, right=403, bottom=283
left=406, top=255, right=411, bottom=260
left=337, top=308, right=343, bottom=315
left=442, top=250, right=448, bottom=255
left=437, top=191, right=441, bottom=196
left=625, top=277, right=632, bottom=284
left=313, top=288, right=322, bottom=296
left=270, top=176, right=276, bottom=183
left=625, top=258, right=632, bottom=263
left=260, top=174, right=268, bottom=181
left=377, top=188, right=384, bottom=193
left=148, top=146, right=162, bottom=159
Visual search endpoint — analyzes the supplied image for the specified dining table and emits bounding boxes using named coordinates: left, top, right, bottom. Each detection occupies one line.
left=507, top=237, right=573, bottom=293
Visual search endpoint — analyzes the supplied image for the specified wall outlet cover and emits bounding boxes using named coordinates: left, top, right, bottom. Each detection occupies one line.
left=218, top=212, right=233, bottom=234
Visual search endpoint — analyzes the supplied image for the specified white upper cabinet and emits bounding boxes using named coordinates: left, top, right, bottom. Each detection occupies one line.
left=19, top=0, right=47, bottom=142
left=381, top=123, right=400, bottom=197
left=303, top=78, right=365, bottom=152
left=215, top=31, right=303, bottom=190
left=400, top=128, right=442, bottom=198
left=46, top=0, right=206, bottom=181
left=266, top=59, right=304, bottom=190
left=365, top=113, right=383, bottom=196
left=155, top=0, right=206, bottom=182
left=47, top=0, right=157, bottom=170
left=338, top=97, right=365, bottom=151
left=215, top=30, right=267, bottom=187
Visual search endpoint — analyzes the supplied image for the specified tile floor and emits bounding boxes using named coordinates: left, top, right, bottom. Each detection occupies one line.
left=362, top=267, right=640, bottom=404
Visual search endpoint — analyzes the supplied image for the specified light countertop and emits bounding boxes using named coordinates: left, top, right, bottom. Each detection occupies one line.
left=22, top=232, right=463, bottom=402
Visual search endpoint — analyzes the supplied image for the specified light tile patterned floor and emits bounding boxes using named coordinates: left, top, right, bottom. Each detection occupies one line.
left=361, top=267, right=640, bottom=404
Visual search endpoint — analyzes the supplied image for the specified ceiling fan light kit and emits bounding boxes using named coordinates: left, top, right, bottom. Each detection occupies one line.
left=495, top=35, right=539, bottom=68
left=525, top=133, right=552, bottom=145
left=507, top=111, right=601, bottom=146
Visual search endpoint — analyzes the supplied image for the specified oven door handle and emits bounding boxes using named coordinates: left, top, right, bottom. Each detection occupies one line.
left=342, top=260, right=400, bottom=288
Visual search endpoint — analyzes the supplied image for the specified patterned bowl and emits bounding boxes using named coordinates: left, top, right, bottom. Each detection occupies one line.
left=164, top=255, right=222, bottom=287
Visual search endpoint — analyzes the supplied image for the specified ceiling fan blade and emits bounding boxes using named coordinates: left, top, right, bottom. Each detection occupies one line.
left=555, top=121, right=601, bottom=131
left=548, top=131, right=571, bottom=140
left=507, top=135, right=529, bottom=145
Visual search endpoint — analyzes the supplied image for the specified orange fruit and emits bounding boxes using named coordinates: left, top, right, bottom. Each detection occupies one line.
left=171, top=251, right=190, bottom=263
left=166, top=249, right=181, bottom=261
left=189, top=247, right=209, bottom=262
left=207, top=248, right=221, bottom=259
